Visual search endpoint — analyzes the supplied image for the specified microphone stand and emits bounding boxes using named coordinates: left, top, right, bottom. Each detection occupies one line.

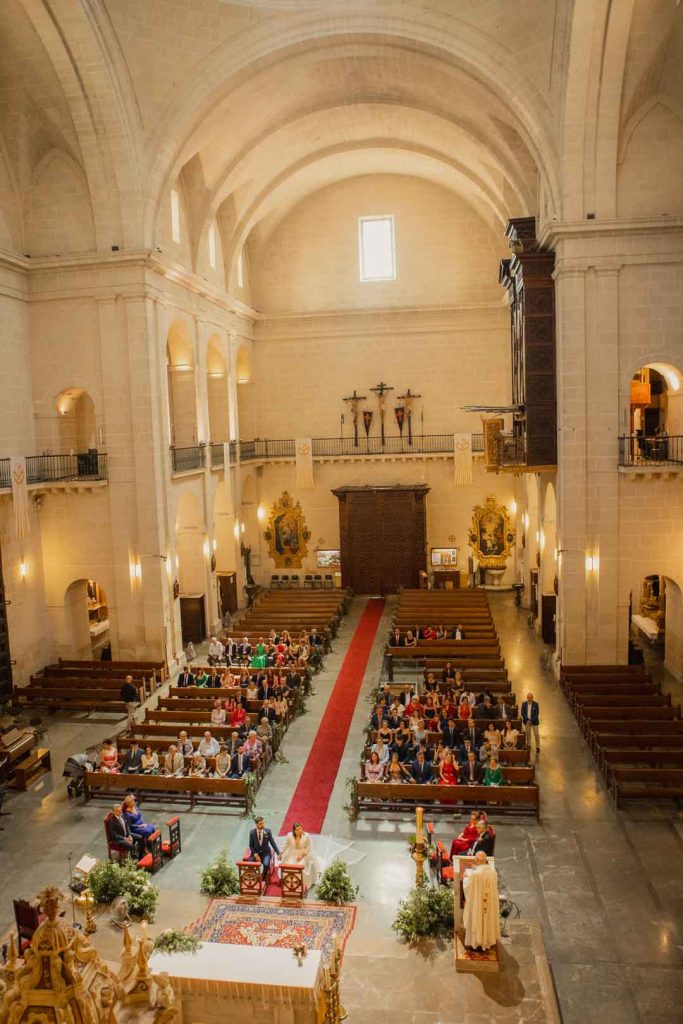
left=67, top=852, right=82, bottom=929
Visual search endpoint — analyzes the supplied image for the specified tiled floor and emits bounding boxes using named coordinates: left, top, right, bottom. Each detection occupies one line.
left=1, top=593, right=682, bottom=1024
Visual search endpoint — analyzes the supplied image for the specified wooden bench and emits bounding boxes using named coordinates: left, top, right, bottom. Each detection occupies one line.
left=16, top=687, right=131, bottom=713
left=84, top=769, right=248, bottom=809
left=609, top=767, right=683, bottom=805
left=12, top=747, right=51, bottom=790
left=355, top=780, right=539, bottom=818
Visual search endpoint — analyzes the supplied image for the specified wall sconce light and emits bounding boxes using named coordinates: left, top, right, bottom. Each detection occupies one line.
left=241, top=522, right=245, bottom=534
left=524, top=512, right=530, bottom=530
left=539, top=529, right=545, bottom=552
left=510, top=500, right=517, bottom=516
left=175, top=554, right=180, bottom=571
left=212, top=538, right=218, bottom=552
left=257, top=505, right=266, bottom=523
left=535, top=530, right=540, bottom=544
left=585, top=553, right=599, bottom=574
left=203, top=539, right=210, bottom=558
left=553, top=547, right=558, bottom=561
left=166, top=556, right=173, bottom=577
left=233, top=520, right=240, bottom=539
left=19, top=561, right=28, bottom=579
left=130, top=561, right=142, bottom=580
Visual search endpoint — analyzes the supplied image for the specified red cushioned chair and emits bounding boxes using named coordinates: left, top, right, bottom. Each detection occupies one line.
left=161, top=816, right=181, bottom=859
left=13, top=899, right=45, bottom=954
left=136, top=830, right=163, bottom=874
left=436, top=841, right=454, bottom=884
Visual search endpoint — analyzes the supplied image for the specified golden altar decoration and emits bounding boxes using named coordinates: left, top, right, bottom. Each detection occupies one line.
left=468, top=495, right=515, bottom=569
left=264, top=492, right=310, bottom=568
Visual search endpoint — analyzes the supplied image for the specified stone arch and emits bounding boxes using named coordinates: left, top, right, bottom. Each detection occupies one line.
left=62, top=577, right=109, bottom=659
left=617, top=98, right=683, bottom=218
left=622, top=361, right=683, bottom=454
left=25, top=150, right=96, bottom=256
left=206, top=334, right=229, bottom=443
left=166, top=319, right=198, bottom=448
left=55, top=387, right=97, bottom=453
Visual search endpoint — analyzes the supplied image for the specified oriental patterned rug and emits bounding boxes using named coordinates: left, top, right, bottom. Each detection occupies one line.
left=188, top=896, right=356, bottom=962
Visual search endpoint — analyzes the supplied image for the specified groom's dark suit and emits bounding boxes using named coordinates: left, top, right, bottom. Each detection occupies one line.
left=248, top=825, right=280, bottom=878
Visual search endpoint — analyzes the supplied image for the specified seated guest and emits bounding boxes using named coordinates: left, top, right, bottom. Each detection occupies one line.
left=386, top=750, right=410, bottom=783
left=211, top=699, right=227, bottom=726
left=230, top=744, right=249, bottom=778
left=243, top=729, right=263, bottom=760
left=484, top=757, right=504, bottom=786
left=371, top=704, right=387, bottom=732
left=246, top=678, right=259, bottom=700
left=287, top=668, right=302, bottom=690
left=483, top=722, right=502, bottom=752
left=450, top=810, right=481, bottom=856
left=473, top=697, right=495, bottom=721
left=194, top=667, right=210, bottom=687
left=163, top=744, right=184, bottom=775
left=411, top=749, right=434, bottom=784
left=398, top=685, right=414, bottom=707
left=198, top=730, right=220, bottom=758
left=432, top=742, right=448, bottom=771
left=412, top=719, right=428, bottom=747
left=458, top=737, right=478, bottom=764
left=442, top=661, right=457, bottom=683
left=467, top=819, right=494, bottom=856
left=260, top=698, right=278, bottom=723
left=435, top=624, right=446, bottom=639
left=224, top=637, right=238, bottom=663
left=308, top=627, right=324, bottom=648
left=273, top=694, right=289, bottom=720
left=424, top=671, right=439, bottom=693
left=389, top=626, right=403, bottom=647
left=501, top=720, right=520, bottom=750
left=100, top=738, right=120, bottom=773
left=391, top=733, right=414, bottom=763
left=219, top=668, right=232, bottom=687
left=461, top=719, right=480, bottom=748
left=378, top=719, right=393, bottom=745
left=450, top=623, right=465, bottom=640
left=223, top=695, right=238, bottom=716
left=422, top=624, right=437, bottom=640
left=238, top=637, right=252, bottom=661
left=458, top=695, right=472, bottom=720
left=495, top=695, right=514, bottom=720
left=230, top=698, right=247, bottom=730
left=214, top=745, right=231, bottom=778
left=189, top=752, right=207, bottom=777
left=122, top=794, right=156, bottom=849
left=257, top=716, right=273, bottom=747
left=109, top=803, right=140, bottom=856
left=387, top=707, right=404, bottom=732
left=442, top=718, right=461, bottom=751
left=177, top=730, right=193, bottom=757
left=404, top=630, right=417, bottom=648
left=121, top=739, right=144, bottom=774
left=371, top=737, right=390, bottom=766
left=478, top=739, right=494, bottom=764
left=461, top=751, right=484, bottom=785
left=206, top=667, right=221, bottom=688
left=226, top=730, right=242, bottom=756
left=141, top=745, right=159, bottom=773
left=438, top=749, right=458, bottom=786
left=177, top=665, right=194, bottom=688
left=208, top=636, right=224, bottom=665
left=364, top=749, right=385, bottom=782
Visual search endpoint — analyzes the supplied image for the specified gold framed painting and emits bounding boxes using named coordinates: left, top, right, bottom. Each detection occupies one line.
left=468, top=495, right=515, bottom=568
left=263, top=492, right=310, bottom=568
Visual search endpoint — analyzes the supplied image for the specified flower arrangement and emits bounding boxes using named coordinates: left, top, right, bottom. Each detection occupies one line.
left=153, top=930, right=201, bottom=955
left=316, top=860, right=359, bottom=905
left=199, top=850, right=240, bottom=897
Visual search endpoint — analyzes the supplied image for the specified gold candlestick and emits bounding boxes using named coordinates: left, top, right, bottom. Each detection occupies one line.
left=412, top=804, right=428, bottom=884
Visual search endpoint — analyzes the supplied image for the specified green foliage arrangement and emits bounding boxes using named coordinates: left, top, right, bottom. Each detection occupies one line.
left=243, top=771, right=258, bottom=818
left=88, top=859, right=160, bottom=920
left=199, top=850, right=240, bottom=897
left=392, top=877, right=454, bottom=944
left=342, top=776, right=359, bottom=820
left=153, top=930, right=201, bottom=955
left=316, top=860, right=359, bottom=905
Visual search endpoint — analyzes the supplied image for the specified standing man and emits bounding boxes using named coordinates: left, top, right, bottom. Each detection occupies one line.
left=521, top=691, right=540, bottom=754
left=120, top=675, right=139, bottom=730
left=248, top=816, right=280, bottom=879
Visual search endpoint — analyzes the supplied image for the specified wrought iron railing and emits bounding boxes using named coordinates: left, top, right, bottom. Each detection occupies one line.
left=170, top=445, right=205, bottom=473
left=496, top=433, right=526, bottom=467
left=0, top=452, right=108, bottom=490
left=619, top=434, right=683, bottom=467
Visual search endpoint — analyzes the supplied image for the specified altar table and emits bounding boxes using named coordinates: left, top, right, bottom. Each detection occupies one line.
left=150, top=941, right=326, bottom=1024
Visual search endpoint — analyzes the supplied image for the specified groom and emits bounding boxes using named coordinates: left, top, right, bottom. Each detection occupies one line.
left=248, top=816, right=280, bottom=879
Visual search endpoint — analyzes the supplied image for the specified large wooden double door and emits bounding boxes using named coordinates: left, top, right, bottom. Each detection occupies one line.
left=333, top=485, right=428, bottom=595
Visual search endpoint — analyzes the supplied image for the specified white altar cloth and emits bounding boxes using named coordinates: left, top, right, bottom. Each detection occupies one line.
left=150, top=942, right=325, bottom=1023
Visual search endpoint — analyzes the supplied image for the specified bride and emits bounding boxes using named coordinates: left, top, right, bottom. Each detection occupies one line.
left=280, top=822, right=319, bottom=889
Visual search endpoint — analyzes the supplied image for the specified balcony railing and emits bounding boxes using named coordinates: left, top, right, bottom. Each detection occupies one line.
left=208, top=434, right=485, bottom=467
left=0, top=452, right=108, bottom=491
left=170, top=445, right=205, bottom=473
left=619, top=434, right=683, bottom=468
left=496, top=433, right=526, bottom=467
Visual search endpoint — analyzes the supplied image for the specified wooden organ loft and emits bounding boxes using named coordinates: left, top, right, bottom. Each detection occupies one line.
left=496, top=217, right=557, bottom=470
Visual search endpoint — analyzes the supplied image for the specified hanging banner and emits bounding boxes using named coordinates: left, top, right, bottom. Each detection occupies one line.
left=295, top=437, right=314, bottom=489
left=394, top=406, right=405, bottom=435
left=10, top=456, right=30, bottom=538
left=362, top=410, right=373, bottom=436
left=222, top=443, right=234, bottom=508
left=483, top=417, right=504, bottom=471
left=453, top=433, right=473, bottom=486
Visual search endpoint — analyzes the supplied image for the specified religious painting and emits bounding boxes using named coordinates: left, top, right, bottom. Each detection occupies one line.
left=468, top=495, right=514, bottom=568
left=316, top=549, right=341, bottom=568
left=263, top=492, right=310, bottom=568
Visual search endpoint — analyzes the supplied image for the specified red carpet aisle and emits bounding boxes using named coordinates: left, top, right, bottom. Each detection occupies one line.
left=281, top=598, right=385, bottom=834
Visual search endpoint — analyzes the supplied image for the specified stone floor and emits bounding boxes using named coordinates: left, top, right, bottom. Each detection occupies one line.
left=1, top=593, right=682, bottom=1024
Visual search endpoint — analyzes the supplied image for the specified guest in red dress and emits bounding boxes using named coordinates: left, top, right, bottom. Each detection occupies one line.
left=458, top=696, right=472, bottom=720
left=439, top=751, right=460, bottom=785
left=230, top=699, right=247, bottom=729
left=450, top=810, right=481, bottom=856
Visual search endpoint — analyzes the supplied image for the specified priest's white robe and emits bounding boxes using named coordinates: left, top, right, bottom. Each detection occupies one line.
left=462, top=862, right=501, bottom=950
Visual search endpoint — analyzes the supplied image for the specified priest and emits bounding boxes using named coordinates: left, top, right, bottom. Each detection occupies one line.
left=462, top=851, right=501, bottom=950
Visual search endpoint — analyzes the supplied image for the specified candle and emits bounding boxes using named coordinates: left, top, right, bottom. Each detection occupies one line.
left=415, top=805, right=424, bottom=842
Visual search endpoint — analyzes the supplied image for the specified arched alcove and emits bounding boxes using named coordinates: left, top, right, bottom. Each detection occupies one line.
left=663, top=576, right=683, bottom=681
left=56, top=388, right=97, bottom=453
left=64, top=578, right=109, bottom=659
left=167, top=320, right=198, bottom=448
left=626, top=363, right=683, bottom=462
left=540, top=481, right=557, bottom=595
left=206, top=335, right=229, bottom=443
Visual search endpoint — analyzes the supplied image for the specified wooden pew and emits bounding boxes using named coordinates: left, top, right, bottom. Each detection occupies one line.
left=609, top=767, right=683, bottom=806
left=16, top=686, right=133, bottom=713
left=59, top=657, right=166, bottom=678
left=355, top=780, right=539, bottom=818
left=83, top=769, right=248, bottom=809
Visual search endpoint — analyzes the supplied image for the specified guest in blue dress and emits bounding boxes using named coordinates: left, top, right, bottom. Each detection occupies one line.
left=122, top=794, right=156, bottom=852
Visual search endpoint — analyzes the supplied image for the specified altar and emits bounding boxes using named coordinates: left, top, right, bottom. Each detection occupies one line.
left=150, top=941, right=326, bottom=1024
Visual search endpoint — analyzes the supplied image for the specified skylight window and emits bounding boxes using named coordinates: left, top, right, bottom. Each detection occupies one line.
left=170, top=189, right=180, bottom=243
left=359, top=215, right=396, bottom=282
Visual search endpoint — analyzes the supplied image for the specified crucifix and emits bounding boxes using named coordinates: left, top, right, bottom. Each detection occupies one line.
left=342, top=389, right=367, bottom=447
left=398, top=387, right=422, bottom=445
left=370, top=381, right=394, bottom=446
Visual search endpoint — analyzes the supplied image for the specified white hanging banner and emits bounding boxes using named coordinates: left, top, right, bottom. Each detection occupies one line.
left=295, top=438, right=314, bottom=489
left=222, top=442, right=234, bottom=508
left=10, top=456, right=31, bottom=538
left=453, top=433, right=473, bottom=486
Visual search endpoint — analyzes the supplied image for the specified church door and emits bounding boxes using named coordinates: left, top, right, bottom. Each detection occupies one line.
left=332, top=485, right=428, bottom=594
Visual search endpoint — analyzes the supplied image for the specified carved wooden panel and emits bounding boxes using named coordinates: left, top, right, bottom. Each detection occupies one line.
left=333, top=486, right=428, bottom=594
left=0, top=542, right=13, bottom=701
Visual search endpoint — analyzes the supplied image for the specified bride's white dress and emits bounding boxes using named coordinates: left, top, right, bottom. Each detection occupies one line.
left=279, top=832, right=319, bottom=888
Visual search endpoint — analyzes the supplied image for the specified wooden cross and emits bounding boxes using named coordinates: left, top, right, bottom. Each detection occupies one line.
left=398, top=387, right=422, bottom=445
left=370, top=382, right=394, bottom=445
left=343, top=389, right=367, bottom=447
